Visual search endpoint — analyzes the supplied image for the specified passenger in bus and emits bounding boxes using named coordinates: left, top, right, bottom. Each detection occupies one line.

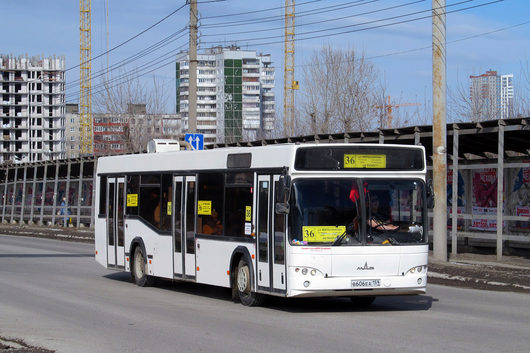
left=367, top=193, right=398, bottom=231
left=202, top=209, right=223, bottom=235
left=149, top=190, right=161, bottom=227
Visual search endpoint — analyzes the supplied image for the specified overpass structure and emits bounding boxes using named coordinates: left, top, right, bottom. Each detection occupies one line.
left=1, top=117, right=529, bottom=255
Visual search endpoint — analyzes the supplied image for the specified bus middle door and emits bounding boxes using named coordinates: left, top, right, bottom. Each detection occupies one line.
left=107, top=177, right=125, bottom=268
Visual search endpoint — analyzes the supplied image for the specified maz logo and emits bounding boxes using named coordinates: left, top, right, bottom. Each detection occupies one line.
left=357, top=262, right=374, bottom=270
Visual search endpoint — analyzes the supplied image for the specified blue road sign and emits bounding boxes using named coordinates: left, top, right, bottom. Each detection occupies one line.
left=185, top=133, right=204, bottom=150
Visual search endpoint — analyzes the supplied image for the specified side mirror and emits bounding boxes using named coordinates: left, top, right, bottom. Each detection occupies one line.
left=275, top=202, right=290, bottom=214
left=276, top=172, right=291, bottom=203
left=275, top=168, right=291, bottom=214
left=426, top=179, right=435, bottom=209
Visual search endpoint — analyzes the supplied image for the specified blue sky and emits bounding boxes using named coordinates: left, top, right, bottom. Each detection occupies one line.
left=3, top=0, right=529, bottom=125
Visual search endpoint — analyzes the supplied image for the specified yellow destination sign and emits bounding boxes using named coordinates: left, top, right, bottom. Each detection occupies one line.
left=198, top=200, right=212, bottom=215
left=245, top=206, right=252, bottom=222
left=302, top=226, right=346, bottom=242
left=126, top=194, right=138, bottom=207
left=344, top=154, right=386, bottom=169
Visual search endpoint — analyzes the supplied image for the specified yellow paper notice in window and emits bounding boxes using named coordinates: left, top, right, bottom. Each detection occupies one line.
left=167, top=202, right=172, bottom=216
left=344, top=154, right=386, bottom=168
left=126, top=194, right=138, bottom=207
left=245, top=206, right=252, bottom=221
left=198, top=200, right=212, bottom=215
left=302, top=226, right=346, bottom=242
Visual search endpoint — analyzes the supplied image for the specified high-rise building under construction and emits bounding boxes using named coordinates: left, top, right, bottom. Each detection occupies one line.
left=176, top=46, right=275, bottom=145
left=0, top=55, right=65, bottom=163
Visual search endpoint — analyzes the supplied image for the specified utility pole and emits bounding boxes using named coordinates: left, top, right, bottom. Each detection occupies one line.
left=432, top=0, right=447, bottom=261
left=283, top=0, right=296, bottom=137
left=188, top=0, right=198, bottom=133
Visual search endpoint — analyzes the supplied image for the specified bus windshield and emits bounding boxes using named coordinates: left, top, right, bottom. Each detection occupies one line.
left=288, top=179, right=426, bottom=246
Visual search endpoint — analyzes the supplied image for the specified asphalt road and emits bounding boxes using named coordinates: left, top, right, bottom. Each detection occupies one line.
left=1, top=235, right=529, bottom=353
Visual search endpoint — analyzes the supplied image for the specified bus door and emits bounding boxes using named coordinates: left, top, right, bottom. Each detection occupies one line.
left=172, top=176, right=184, bottom=277
left=183, top=176, right=196, bottom=279
left=107, top=177, right=125, bottom=268
left=256, top=175, right=287, bottom=293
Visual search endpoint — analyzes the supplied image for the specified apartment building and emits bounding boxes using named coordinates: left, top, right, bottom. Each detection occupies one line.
left=176, top=46, right=275, bottom=145
left=469, top=70, right=514, bottom=121
left=65, top=103, right=81, bottom=159
left=0, top=55, right=65, bottom=163
left=91, top=104, right=181, bottom=155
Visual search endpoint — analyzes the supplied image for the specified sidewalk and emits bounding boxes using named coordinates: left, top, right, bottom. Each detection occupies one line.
left=1, top=223, right=529, bottom=293
left=428, top=252, right=530, bottom=293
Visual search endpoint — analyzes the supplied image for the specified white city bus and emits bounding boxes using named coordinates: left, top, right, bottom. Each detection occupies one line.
left=95, top=143, right=431, bottom=306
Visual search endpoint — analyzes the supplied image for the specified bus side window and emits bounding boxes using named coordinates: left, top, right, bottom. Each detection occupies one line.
left=126, top=175, right=139, bottom=215
left=197, top=173, right=224, bottom=235
left=139, top=186, right=160, bottom=227
left=138, top=174, right=161, bottom=229
left=98, top=175, right=107, bottom=217
left=225, top=186, right=252, bottom=237
left=159, top=174, right=172, bottom=232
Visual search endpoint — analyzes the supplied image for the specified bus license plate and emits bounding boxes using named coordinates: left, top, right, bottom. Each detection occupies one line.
left=352, top=279, right=381, bottom=288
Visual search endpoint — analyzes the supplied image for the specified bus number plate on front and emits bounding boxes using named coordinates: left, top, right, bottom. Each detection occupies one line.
left=352, top=279, right=381, bottom=288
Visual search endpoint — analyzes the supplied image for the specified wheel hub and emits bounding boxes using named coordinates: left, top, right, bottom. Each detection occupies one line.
left=237, top=265, right=249, bottom=293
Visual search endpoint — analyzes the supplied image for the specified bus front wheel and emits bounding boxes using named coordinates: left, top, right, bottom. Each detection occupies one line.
left=236, top=258, right=263, bottom=307
left=132, top=246, right=155, bottom=287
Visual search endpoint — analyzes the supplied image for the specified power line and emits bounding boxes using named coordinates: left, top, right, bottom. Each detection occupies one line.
left=200, top=0, right=501, bottom=47
left=66, top=41, right=188, bottom=102
left=200, top=0, right=472, bottom=44
left=201, top=0, right=323, bottom=19
left=293, top=20, right=530, bottom=68
left=201, top=0, right=424, bottom=37
left=200, top=0, right=377, bottom=28
left=67, top=27, right=188, bottom=88
left=66, top=3, right=188, bottom=72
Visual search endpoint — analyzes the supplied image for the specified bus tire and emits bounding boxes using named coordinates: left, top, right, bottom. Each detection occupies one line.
left=132, top=246, right=155, bottom=287
left=236, top=258, right=264, bottom=307
left=350, top=296, right=376, bottom=307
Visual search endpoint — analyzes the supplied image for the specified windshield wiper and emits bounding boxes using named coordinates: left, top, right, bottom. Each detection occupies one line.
left=332, top=230, right=348, bottom=246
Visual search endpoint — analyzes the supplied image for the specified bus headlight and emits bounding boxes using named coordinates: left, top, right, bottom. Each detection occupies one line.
left=406, top=265, right=427, bottom=275
left=293, top=267, right=322, bottom=277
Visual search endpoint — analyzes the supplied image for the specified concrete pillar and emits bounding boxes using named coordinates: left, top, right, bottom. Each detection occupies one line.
left=496, top=121, right=505, bottom=260
left=39, top=162, right=48, bottom=225
left=77, top=160, right=84, bottom=227
left=451, top=125, right=459, bottom=256
left=20, top=166, right=28, bottom=223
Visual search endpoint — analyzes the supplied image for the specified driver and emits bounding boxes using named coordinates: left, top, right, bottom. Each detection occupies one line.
left=368, top=193, right=398, bottom=231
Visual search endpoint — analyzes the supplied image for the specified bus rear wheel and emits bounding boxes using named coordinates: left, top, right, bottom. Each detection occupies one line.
left=235, top=258, right=263, bottom=307
left=132, top=246, right=154, bottom=287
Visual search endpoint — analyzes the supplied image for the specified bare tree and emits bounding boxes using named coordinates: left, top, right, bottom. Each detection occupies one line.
left=93, top=70, right=174, bottom=153
left=300, top=45, right=382, bottom=135
left=514, top=60, right=530, bottom=117
left=94, top=70, right=169, bottom=114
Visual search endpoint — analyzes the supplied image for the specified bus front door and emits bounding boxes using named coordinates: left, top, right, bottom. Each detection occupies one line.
left=256, top=175, right=287, bottom=294
left=107, top=177, right=125, bottom=268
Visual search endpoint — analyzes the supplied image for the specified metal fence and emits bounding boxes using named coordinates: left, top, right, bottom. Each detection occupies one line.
left=0, top=157, right=96, bottom=227
left=1, top=118, right=529, bottom=255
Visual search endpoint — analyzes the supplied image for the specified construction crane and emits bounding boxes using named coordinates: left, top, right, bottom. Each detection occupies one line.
left=283, top=0, right=297, bottom=136
left=79, top=0, right=93, bottom=155
left=375, top=96, right=421, bottom=129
